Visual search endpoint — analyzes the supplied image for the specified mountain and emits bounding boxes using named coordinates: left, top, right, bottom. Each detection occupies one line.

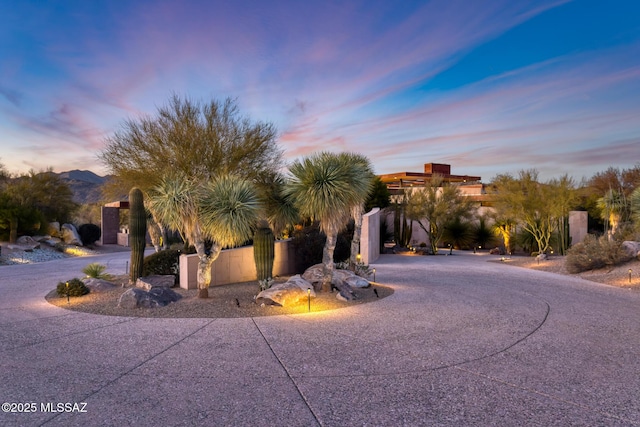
left=56, top=170, right=110, bottom=204
left=58, top=170, right=106, bottom=185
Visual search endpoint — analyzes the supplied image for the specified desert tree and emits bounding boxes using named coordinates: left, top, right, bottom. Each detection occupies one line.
left=0, top=168, right=76, bottom=242
left=490, top=170, right=577, bottom=255
left=405, top=175, right=474, bottom=254
left=99, top=95, right=282, bottom=249
left=285, top=152, right=373, bottom=292
left=148, top=174, right=259, bottom=298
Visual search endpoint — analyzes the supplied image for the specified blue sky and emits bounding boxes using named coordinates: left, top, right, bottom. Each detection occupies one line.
left=1, top=0, right=639, bottom=182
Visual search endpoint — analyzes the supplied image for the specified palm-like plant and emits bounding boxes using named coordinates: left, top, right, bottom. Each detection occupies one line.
left=148, top=174, right=259, bottom=298
left=597, top=188, right=627, bottom=240
left=286, top=152, right=373, bottom=292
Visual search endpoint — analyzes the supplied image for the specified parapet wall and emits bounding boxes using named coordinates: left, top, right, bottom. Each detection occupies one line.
left=179, top=239, right=296, bottom=289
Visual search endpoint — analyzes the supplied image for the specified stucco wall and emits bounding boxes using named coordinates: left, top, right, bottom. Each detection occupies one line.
left=179, top=239, right=296, bottom=289
left=569, top=210, right=588, bottom=246
left=361, top=208, right=380, bottom=264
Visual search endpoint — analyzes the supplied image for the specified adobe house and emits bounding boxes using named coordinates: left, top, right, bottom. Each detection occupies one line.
left=378, top=162, right=587, bottom=248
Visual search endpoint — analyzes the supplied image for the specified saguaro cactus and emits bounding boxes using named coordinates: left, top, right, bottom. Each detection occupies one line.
left=129, top=187, right=147, bottom=284
left=253, top=225, right=275, bottom=285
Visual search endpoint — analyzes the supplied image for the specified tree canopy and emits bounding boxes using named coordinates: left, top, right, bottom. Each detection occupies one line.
left=99, top=95, right=283, bottom=198
left=0, top=167, right=77, bottom=242
left=489, top=170, right=577, bottom=254
left=285, top=151, right=374, bottom=291
left=405, top=175, right=474, bottom=254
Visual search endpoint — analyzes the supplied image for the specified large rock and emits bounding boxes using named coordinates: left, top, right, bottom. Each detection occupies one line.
left=61, top=223, right=83, bottom=246
left=148, top=287, right=182, bottom=305
left=301, top=264, right=325, bottom=284
left=256, top=276, right=316, bottom=307
left=302, top=264, right=371, bottom=288
left=43, top=237, right=62, bottom=247
left=333, top=269, right=370, bottom=288
left=48, top=222, right=61, bottom=237
left=118, top=287, right=181, bottom=309
left=83, top=278, right=117, bottom=293
left=333, top=280, right=357, bottom=301
left=621, top=241, right=640, bottom=259
left=136, top=275, right=176, bottom=290
left=16, top=236, right=37, bottom=245
left=13, top=236, right=40, bottom=251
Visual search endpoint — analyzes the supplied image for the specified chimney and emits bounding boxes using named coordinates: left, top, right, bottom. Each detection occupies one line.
left=424, top=163, right=451, bottom=175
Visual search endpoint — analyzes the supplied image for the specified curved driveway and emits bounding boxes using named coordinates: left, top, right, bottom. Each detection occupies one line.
left=1, top=250, right=639, bottom=426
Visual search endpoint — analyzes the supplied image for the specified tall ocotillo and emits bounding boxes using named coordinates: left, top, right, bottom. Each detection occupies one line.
left=129, top=187, right=147, bottom=284
left=253, top=225, right=275, bottom=282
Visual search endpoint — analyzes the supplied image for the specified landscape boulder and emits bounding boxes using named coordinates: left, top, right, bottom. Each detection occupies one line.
left=43, top=237, right=62, bottom=247
left=48, top=222, right=61, bottom=237
left=83, top=278, right=117, bottom=293
left=118, top=287, right=181, bottom=309
left=16, top=236, right=37, bottom=245
left=621, top=241, right=640, bottom=259
left=256, top=276, right=316, bottom=307
left=13, top=236, right=40, bottom=251
left=136, top=275, right=176, bottom=290
left=61, top=224, right=83, bottom=246
left=333, top=280, right=357, bottom=301
left=333, top=269, right=370, bottom=288
left=302, top=264, right=371, bottom=289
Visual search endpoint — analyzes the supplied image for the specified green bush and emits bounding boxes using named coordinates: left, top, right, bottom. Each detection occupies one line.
left=56, top=278, right=90, bottom=297
left=78, top=223, right=101, bottom=246
left=292, top=222, right=352, bottom=273
left=566, top=234, right=632, bottom=273
left=82, top=263, right=112, bottom=280
left=143, top=249, right=180, bottom=281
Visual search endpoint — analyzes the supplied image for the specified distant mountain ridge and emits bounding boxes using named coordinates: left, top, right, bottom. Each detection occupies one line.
left=58, top=170, right=107, bottom=185
left=56, top=170, right=110, bottom=204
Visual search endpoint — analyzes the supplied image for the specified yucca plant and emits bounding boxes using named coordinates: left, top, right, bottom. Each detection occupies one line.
left=285, top=152, right=374, bottom=292
left=148, top=174, right=259, bottom=298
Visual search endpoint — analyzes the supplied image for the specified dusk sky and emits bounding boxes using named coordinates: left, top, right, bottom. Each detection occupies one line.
left=1, top=0, right=639, bottom=182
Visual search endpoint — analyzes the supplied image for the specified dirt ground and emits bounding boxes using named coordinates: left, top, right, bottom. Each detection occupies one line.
left=491, top=254, right=640, bottom=290
left=45, top=275, right=394, bottom=318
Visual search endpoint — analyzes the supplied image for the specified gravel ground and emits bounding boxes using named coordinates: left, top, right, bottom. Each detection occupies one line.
left=45, top=277, right=394, bottom=318
left=0, top=242, right=100, bottom=265
left=491, top=254, right=640, bottom=289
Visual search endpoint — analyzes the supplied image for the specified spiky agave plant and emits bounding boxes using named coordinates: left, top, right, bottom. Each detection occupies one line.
left=82, top=263, right=113, bottom=280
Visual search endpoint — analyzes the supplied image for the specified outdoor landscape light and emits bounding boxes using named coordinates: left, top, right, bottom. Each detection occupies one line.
left=373, top=268, right=376, bottom=282
left=307, top=288, right=311, bottom=312
left=356, top=253, right=361, bottom=263
left=66, top=281, right=70, bottom=304
left=630, top=269, right=633, bottom=284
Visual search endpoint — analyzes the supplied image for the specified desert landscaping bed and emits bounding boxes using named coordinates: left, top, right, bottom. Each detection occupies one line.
left=45, top=276, right=394, bottom=318
left=493, top=255, right=640, bottom=290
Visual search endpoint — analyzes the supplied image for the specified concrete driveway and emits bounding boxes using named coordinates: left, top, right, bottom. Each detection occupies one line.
left=1, top=250, right=639, bottom=426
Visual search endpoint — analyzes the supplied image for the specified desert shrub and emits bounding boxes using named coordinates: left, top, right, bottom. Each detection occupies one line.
left=56, top=278, right=89, bottom=297
left=292, top=223, right=352, bottom=273
left=443, top=218, right=473, bottom=249
left=78, top=223, right=101, bottom=246
left=82, top=262, right=112, bottom=280
left=335, top=260, right=372, bottom=277
left=143, top=249, right=180, bottom=280
left=566, top=234, right=632, bottom=273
